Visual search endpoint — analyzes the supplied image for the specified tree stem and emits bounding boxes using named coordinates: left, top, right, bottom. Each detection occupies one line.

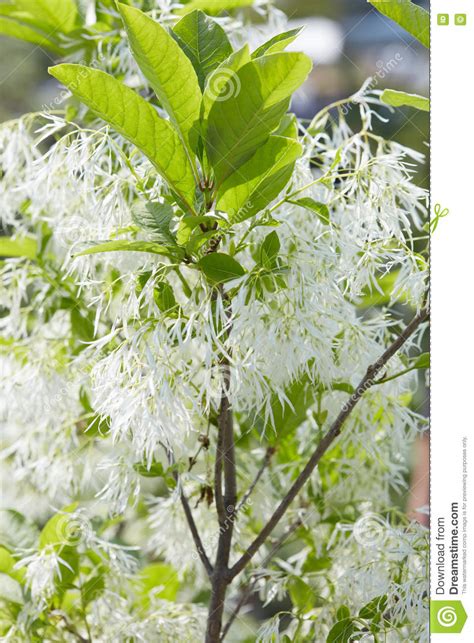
left=206, top=291, right=237, bottom=641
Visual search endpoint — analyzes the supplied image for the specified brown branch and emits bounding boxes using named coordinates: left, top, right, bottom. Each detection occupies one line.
left=229, top=307, right=429, bottom=580
left=220, top=518, right=302, bottom=641
left=206, top=292, right=238, bottom=642
left=160, top=439, right=213, bottom=578
left=236, top=446, right=276, bottom=514
left=178, top=483, right=214, bottom=578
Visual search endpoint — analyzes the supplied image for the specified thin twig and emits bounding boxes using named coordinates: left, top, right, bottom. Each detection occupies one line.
left=178, top=483, right=214, bottom=577
left=164, top=440, right=213, bottom=578
left=236, top=446, right=276, bottom=514
left=220, top=518, right=303, bottom=641
left=229, top=307, right=429, bottom=580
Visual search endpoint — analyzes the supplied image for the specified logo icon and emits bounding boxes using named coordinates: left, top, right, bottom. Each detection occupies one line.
left=431, top=601, right=468, bottom=634
left=455, top=14, right=467, bottom=26
left=437, top=14, right=449, bottom=26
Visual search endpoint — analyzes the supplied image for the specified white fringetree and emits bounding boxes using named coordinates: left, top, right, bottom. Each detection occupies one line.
left=0, top=1, right=430, bottom=641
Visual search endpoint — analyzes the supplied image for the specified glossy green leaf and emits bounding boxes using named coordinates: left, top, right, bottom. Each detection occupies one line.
left=136, top=563, right=179, bottom=606
left=288, top=198, right=330, bottom=225
left=176, top=0, right=254, bottom=15
left=202, top=44, right=250, bottom=120
left=118, top=3, right=202, bottom=152
left=199, top=252, right=246, bottom=283
left=48, top=64, right=196, bottom=208
left=206, top=53, right=312, bottom=185
left=381, top=89, right=430, bottom=112
left=76, top=240, right=181, bottom=259
left=0, top=510, right=39, bottom=551
left=173, top=10, right=233, bottom=89
left=369, top=0, right=430, bottom=48
left=252, top=27, right=303, bottom=58
left=0, top=236, right=37, bottom=260
left=216, top=135, right=302, bottom=222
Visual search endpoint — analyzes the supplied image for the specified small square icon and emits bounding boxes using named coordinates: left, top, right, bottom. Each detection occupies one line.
left=437, top=14, right=449, bottom=25
left=455, top=14, right=467, bottom=26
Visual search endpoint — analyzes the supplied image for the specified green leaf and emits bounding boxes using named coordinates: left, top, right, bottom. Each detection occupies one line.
left=133, top=462, right=166, bottom=478
left=0, top=17, right=63, bottom=53
left=369, top=0, right=430, bottom=48
left=0, top=574, right=23, bottom=604
left=359, top=271, right=403, bottom=308
left=118, top=3, right=202, bottom=152
left=216, top=135, right=302, bottom=223
left=359, top=595, right=388, bottom=619
left=206, top=52, right=312, bottom=185
left=202, top=44, right=250, bottom=121
left=76, top=240, right=182, bottom=259
left=81, top=572, right=105, bottom=605
left=70, top=308, right=94, bottom=343
left=15, top=0, right=79, bottom=32
left=55, top=547, right=80, bottom=597
left=381, top=89, right=430, bottom=112
left=336, top=606, right=351, bottom=621
left=0, top=546, right=26, bottom=586
left=173, top=10, right=233, bottom=90
left=39, top=504, right=79, bottom=552
left=0, top=548, right=15, bottom=576
left=326, top=618, right=358, bottom=643
left=154, top=282, right=178, bottom=313
left=176, top=215, right=214, bottom=246
left=136, top=563, right=179, bottom=606
left=288, top=577, right=314, bottom=612
left=176, top=0, right=254, bottom=15
left=331, top=382, right=355, bottom=395
left=132, top=201, right=176, bottom=245
left=0, top=236, right=37, bottom=260
left=48, top=64, right=196, bottom=209
left=252, top=28, right=303, bottom=58
left=414, top=352, right=430, bottom=369
left=288, top=198, right=330, bottom=225
left=0, top=510, right=39, bottom=551
left=267, top=371, right=316, bottom=438
left=259, top=231, right=280, bottom=268
left=274, top=113, right=299, bottom=139
left=79, top=389, right=111, bottom=438
left=199, top=252, right=246, bottom=284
